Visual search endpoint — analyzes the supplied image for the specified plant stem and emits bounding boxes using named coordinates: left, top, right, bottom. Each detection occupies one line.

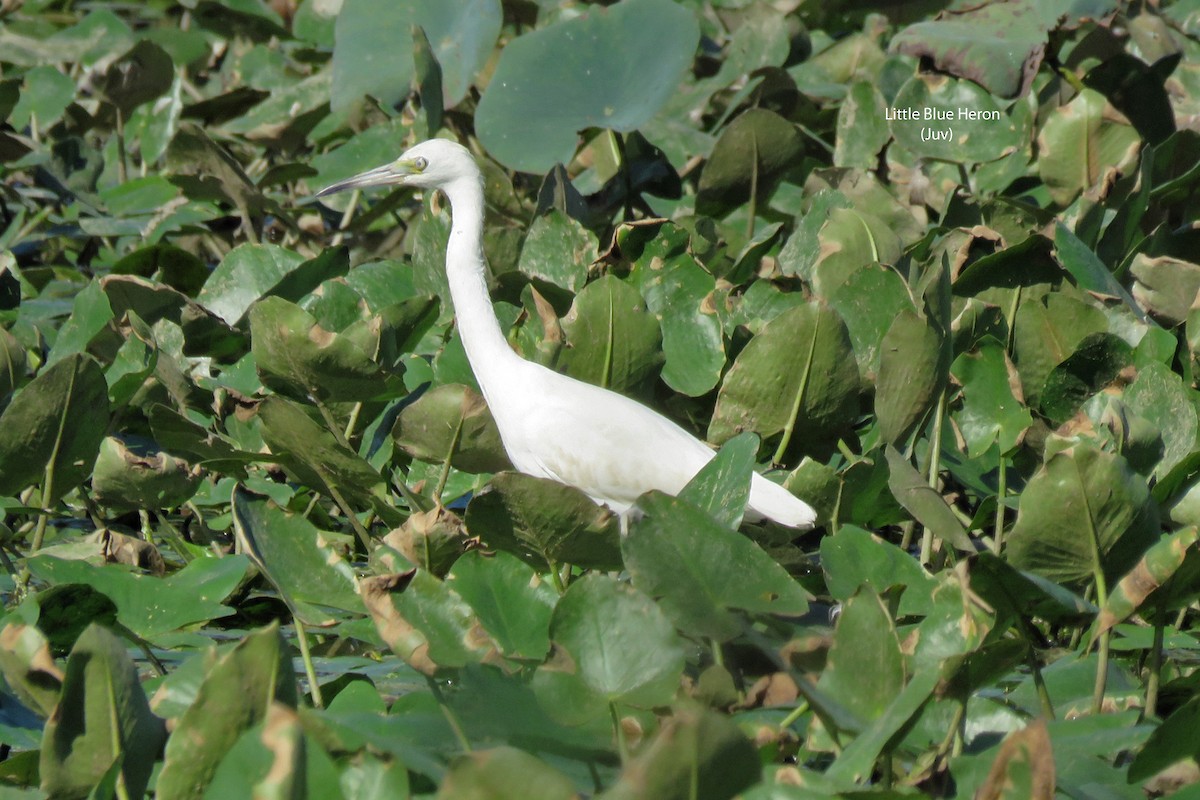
left=1088, top=516, right=1111, bottom=714
left=30, top=472, right=57, bottom=557
left=294, top=618, right=324, bottom=709
left=343, top=402, right=363, bottom=442
left=314, top=398, right=353, bottom=451
left=777, top=701, right=810, bottom=732
left=773, top=326, right=819, bottom=464
left=747, top=133, right=759, bottom=242
left=427, top=676, right=471, bottom=752
left=1145, top=603, right=1165, bottom=719
left=1092, top=626, right=1111, bottom=715
left=1017, top=618, right=1055, bottom=720
left=610, top=701, right=628, bottom=763
left=115, top=109, right=128, bottom=184
left=934, top=697, right=967, bottom=762
left=548, top=560, right=566, bottom=594
left=323, top=478, right=373, bottom=552
left=920, top=389, right=947, bottom=566
left=993, top=455, right=1008, bottom=554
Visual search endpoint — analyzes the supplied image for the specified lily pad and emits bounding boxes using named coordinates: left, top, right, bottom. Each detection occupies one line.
left=331, top=0, right=501, bottom=112
left=476, top=0, right=700, bottom=173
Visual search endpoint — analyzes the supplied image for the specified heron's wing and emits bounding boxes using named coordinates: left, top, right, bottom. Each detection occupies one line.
left=497, top=373, right=716, bottom=510
left=493, top=365, right=816, bottom=528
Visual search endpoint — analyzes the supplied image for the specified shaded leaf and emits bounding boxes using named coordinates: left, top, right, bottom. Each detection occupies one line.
left=40, top=624, right=166, bottom=800
left=599, top=705, right=759, bottom=800
left=156, top=625, right=298, bottom=800
left=0, top=354, right=110, bottom=503
left=465, top=472, right=621, bottom=571
left=560, top=274, right=661, bottom=394
left=1006, top=444, right=1160, bottom=587
left=697, top=108, right=803, bottom=217
left=1096, top=526, right=1200, bottom=636
left=624, top=491, right=810, bottom=642
left=231, top=488, right=365, bottom=626
left=709, top=302, right=859, bottom=458
left=476, top=0, right=700, bottom=173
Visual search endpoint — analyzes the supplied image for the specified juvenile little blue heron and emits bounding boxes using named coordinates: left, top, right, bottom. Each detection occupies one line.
left=318, top=139, right=816, bottom=528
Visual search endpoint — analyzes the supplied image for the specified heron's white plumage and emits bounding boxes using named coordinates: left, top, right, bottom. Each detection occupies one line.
left=320, top=139, right=817, bottom=529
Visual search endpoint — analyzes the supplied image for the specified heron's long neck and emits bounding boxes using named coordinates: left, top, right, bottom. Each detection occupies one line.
left=441, top=176, right=523, bottom=405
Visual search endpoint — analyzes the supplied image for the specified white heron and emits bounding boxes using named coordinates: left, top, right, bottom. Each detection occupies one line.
left=317, top=139, right=816, bottom=529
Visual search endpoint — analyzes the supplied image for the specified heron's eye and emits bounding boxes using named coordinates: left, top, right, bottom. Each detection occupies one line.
left=413, top=157, right=428, bottom=171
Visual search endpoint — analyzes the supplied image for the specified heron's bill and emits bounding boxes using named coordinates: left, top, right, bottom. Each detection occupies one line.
left=315, top=162, right=408, bottom=197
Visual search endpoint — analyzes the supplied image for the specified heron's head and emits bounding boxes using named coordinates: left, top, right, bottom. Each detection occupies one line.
left=316, top=139, right=476, bottom=198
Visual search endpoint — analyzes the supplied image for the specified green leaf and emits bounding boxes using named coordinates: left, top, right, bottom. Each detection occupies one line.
left=967, top=552, right=1096, bottom=626
left=709, top=302, right=860, bottom=458
left=26, top=554, right=248, bottom=641
left=413, top=25, right=444, bottom=139
left=517, top=210, right=597, bottom=294
left=1053, top=223, right=1144, bottom=321
left=199, top=245, right=349, bottom=327
left=359, top=568, right=500, bottom=673
left=1038, top=332, right=1133, bottom=426
left=332, top=0, right=501, bottom=112
left=0, top=354, right=110, bottom=504
left=91, top=436, right=201, bottom=511
left=156, top=625, right=298, bottom=800
left=465, top=472, right=622, bottom=571
left=559, top=274, right=661, bottom=394
left=677, top=432, right=756, bottom=530
left=826, top=669, right=940, bottom=784
left=256, top=396, right=388, bottom=512
left=447, top=551, right=557, bottom=660
left=624, top=491, right=810, bottom=642
left=550, top=574, right=684, bottom=708
left=834, top=82, right=890, bottom=170
left=231, top=488, right=366, bottom=626
left=1124, top=361, right=1199, bottom=480
left=1006, top=443, right=1160, bottom=587
left=0, top=624, right=63, bottom=718
left=0, top=326, right=26, bottom=399
left=98, top=40, right=173, bottom=115
left=250, top=296, right=400, bottom=402
left=9, top=65, right=77, bottom=130
left=476, top=0, right=700, bottom=173
left=889, top=74, right=1023, bottom=163
left=890, top=2, right=1049, bottom=98
left=1012, top=289, right=1107, bottom=406
left=828, top=263, right=912, bottom=383
left=777, top=190, right=854, bottom=281
left=45, top=280, right=114, bottom=366
left=1131, top=253, right=1200, bottom=326
left=393, top=383, right=511, bottom=474
left=1084, top=52, right=1179, bottom=146
left=820, top=525, right=937, bottom=616
left=810, top=209, right=904, bottom=299
left=599, top=705, right=760, bottom=800
left=952, top=338, right=1032, bottom=457
left=885, top=446, right=974, bottom=553
left=697, top=108, right=804, bottom=217
left=876, top=305, right=946, bottom=446
left=632, top=251, right=725, bottom=397
left=437, top=747, right=576, bottom=800
left=1129, top=696, right=1200, bottom=783
left=1096, top=526, right=1200, bottom=636
left=816, top=589, right=905, bottom=728
left=1037, top=89, right=1141, bottom=205
left=40, top=624, right=166, bottom=800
